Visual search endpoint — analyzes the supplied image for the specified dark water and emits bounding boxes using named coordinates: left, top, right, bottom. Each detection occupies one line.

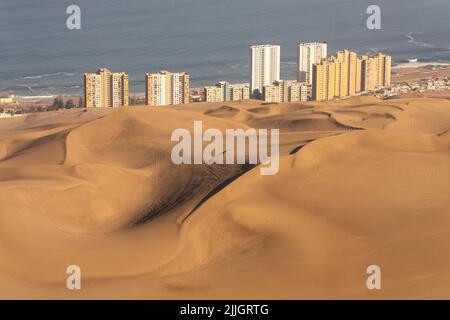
left=0, top=0, right=449, bottom=96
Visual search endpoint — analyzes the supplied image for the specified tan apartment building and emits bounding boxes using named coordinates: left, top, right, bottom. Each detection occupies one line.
left=361, top=53, right=392, bottom=91
left=313, top=50, right=391, bottom=101
left=84, top=68, right=129, bottom=108
left=263, top=80, right=308, bottom=103
left=205, top=85, right=224, bottom=103
left=289, top=82, right=309, bottom=102
left=312, top=58, right=337, bottom=102
left=145, top=71, right=190, bottom=106
left=230, top=84, right=250, bottom=101
left=204, top=82, right=250, bottom=102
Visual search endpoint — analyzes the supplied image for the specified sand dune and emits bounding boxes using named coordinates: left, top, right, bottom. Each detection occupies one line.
left=0, top=97, right=449, bottom=299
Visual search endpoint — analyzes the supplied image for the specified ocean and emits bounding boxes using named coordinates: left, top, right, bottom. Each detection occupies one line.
left=0, top=0, right=449, bottom=97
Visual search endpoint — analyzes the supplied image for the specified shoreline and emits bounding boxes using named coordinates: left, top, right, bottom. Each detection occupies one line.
left=4, top=62, right=450, bottom=99
left=1, top=64, right=449, bottom=107
left=392, top=63, right=450, bottom=84
left=392, top=62, right=450, bottom=69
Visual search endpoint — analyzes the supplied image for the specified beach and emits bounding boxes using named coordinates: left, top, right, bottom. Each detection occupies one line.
left=393, top=64, right=450, bottom=84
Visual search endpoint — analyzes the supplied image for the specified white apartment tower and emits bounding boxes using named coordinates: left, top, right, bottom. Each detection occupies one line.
left=298, top=42, right=328, bottom=84
left=250, top=45, right=280, bottom=97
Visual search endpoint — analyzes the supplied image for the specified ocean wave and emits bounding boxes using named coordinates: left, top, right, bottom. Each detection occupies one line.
left=406, top=32, right=435, bottom=48
left=43, top=85, right=82, bottom=91
left=21, top=72, right=77, bottom=80
left=229, top=64, right=243, bottom=70
left=393, top=61, right=450, bottom=69
left=19, top=95, right=56, bottom=99
left=22, top=75, right=44, bottom=80
left=16, top=85, right=35, bottom=93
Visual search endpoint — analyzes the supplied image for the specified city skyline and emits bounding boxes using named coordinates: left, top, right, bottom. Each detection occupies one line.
left=83, top=43, right=392, bottom=107
left=312, top=50, right=391, bottom=101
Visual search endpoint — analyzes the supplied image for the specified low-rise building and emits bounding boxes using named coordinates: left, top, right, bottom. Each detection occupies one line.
left=204, top=85, right=224, bottom=103
left=263, top=80, right=308, bottom=103
left=230, top=84, right=250, bottom=101
left=0, top=94, right=17, bottom=104
left=204, top=82, right=250, bottom=102
left=369, top=77, right=449, bottom=99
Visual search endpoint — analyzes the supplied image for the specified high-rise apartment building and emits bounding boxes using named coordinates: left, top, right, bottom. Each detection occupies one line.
left=84, top=68, right=129, bottom=108
left=312, top=58, right=337, bottom=102
left=263, top=80, right=308, bottom=103
left=355, top=58, right=363, bottom=93
left=334, top=49, right=360, bottom=98
left=145, top=71, right=190, bottom=106
left=297, top=42, right=328, bottom=84
left=250, top=45, right=280, bottom=97
left=361, top=53, right=392, bottom=91
left=312, top=49, right=356, bottom=102
left=111, top=72, right=129, bottom=107
left=382, top=54, right=392, bottom=88
left=312, top=50, right=391, bottom=101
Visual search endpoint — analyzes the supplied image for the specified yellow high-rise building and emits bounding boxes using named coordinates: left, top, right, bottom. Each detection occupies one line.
left=361, top=55, right=378, bottom=91
left=84, top=68, right=129, bottom=108
left=312, top=61, right=326, bottom=102
left=355, top=58, right=363, bottom=93
left=381, top=54, right=392, bottom=88
left=348, top=51, right=358, bottom=96
left=361, top=53, right=391, bottom=91
left=313, top=50, right=391, bottom=101
left=312, top=57, right=337, bottom=102
left=336, top=50, right=349, bottom=98
left=335, top=49, right=360, bottom=98
left=145, top=71, right=190, bottom=106
left=326, top=61, right=337, bottom=101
